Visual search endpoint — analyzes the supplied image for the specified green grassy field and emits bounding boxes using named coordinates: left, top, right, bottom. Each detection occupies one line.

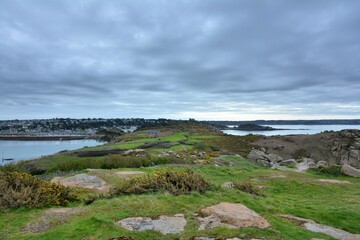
left=26, top=130, right=219, bottom=171
left=1, top=156, right=360, bottom=240
left=1, top=124, right=360, bottom=240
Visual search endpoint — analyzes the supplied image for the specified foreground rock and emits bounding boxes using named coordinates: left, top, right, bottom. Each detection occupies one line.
left=22, top=208, right=84, bottom=233
left=341, top=164, right=360, bottom=178
left=197, top=202, right=270, bottom=230
left=280, top=214, right=360, bottom=240
left=117, top=214, right=186, bottom=234
left=52, top=173, right=108, bottom=190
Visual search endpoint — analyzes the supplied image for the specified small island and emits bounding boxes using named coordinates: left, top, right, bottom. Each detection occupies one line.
left=232, top=124, right=284, bottom=131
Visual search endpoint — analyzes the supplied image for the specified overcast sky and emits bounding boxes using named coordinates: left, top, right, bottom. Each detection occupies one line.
left=1, top=0, right=360, bottom=120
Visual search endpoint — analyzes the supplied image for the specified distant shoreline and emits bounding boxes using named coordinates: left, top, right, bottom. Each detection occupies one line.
left=0, top=135, right=101, bottom=141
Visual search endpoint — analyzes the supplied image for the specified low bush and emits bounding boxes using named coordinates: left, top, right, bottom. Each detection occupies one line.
left=233, top=181, right=264, bottom=196
left=0, top=171, right=79, bottom=209
left=49, top=155, right=183, bottom=172
left=115, top=169, right=210, bottom=195
left=314, top=165, right=344, bottom=176
left=0, top=162, right=46, bottom=175
left=83, top=192, right=113, bottom=205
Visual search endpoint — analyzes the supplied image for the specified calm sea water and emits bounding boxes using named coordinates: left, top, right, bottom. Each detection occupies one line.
left=223, top=125, right=360, bottom=136
left=0, top=139, right=102, bottom=165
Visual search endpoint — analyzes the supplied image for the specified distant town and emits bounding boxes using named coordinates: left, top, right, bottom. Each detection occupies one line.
left=1, top=118, right=360, bottom=138
left=0, top=118, right=177, bottom=137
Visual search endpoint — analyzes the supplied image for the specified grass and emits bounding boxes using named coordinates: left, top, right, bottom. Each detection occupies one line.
left=21, top=130, right=220, bottom=172
left=2, top=123, right=360, bottom=239
left=1, top=160, right=360, bottom=239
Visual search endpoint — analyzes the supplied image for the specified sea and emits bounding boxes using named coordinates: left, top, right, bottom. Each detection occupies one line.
left=222, top=124, right=360, bottom=136
left=0, top=139, right=102, bottom=165
left=2, top=125, right=360, bottom=165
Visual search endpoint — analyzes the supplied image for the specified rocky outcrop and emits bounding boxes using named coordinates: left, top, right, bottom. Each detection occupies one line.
left=271, top=158, right=316, bottom=172
left=278, top=159, right=297, bottom=167
left=280, top=214, right=360, bottom=240
left=51, top=174, right=108, bottom=191
left=332, top=130, right=360, bottom=168
left=247, top=149, right=283, bottom=167
left=296, top=158, right=316, bottom=171
left=316, top=160, right=328, bottom=167
left=247, top=147, right=320, bottom=172
left=341, top=164, right=360, bottom=178
left=251, top=129, right=360, bottom=169
left=117, top=214, right=186, bottom=234
left=196, top=202, right=270, bottom=230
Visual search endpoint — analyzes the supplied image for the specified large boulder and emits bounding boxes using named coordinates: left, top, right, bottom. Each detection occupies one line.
left=341, top=164, right=360, bottom=178
left=278, top=159, right=297, bottom=167
left=266, top=153, right=283, bottom=163
left=247, top=149, right=267, bottom=160
left=247, top=149, right=283, bottom=167
left=51, top=174, right=108, bottom=191
left=272, top=158, right=316, bottom=173
left=117, top=214, right=186, bottom=234
left=348, top=150, right=360, bottom=166
left=197, top=202, right=270, bottom=230
left=303, top=158, right=316, bottom=167
left=316, top=160, right=328, bottom=167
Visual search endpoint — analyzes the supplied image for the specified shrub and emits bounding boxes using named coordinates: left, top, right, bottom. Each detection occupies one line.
left=116, top=169, right=210, bottom=195
left=0, top=162, right=46, bottom=175
left=49, top=155, right=184, bottom=172
left=233, top=181, right=264, bottom=196
left=0, top=171, right=79, bottom=209
left=314, top=165, right=343, bottom=176
left=83, top=192, right=113, bottom=205
left=194, top=142, right=207, bottom=151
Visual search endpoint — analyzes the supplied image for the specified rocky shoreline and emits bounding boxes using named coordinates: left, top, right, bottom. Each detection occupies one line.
left=247, top=129, right=360, bottom=177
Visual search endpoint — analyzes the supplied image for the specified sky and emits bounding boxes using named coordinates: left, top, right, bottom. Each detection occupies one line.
left=1, top=0, right=360, bottom=120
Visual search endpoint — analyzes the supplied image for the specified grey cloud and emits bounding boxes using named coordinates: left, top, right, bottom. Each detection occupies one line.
left=0, top=0, right=360, bottom=120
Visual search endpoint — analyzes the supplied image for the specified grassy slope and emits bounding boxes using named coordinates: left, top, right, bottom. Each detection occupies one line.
left=28, top=128, right=218, bottom=170
left=1, top=157, right=360, bottom=240
left=2, top=124, right=360, bottom=239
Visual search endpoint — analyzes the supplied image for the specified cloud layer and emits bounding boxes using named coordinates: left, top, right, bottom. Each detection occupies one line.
left=1, top=0, right=360, bottom=120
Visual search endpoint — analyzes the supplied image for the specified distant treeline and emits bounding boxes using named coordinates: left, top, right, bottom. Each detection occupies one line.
left=205, top=119, right=360, bottom=126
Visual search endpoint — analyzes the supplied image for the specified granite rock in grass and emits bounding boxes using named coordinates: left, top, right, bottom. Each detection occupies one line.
left=118, top=214, right=186, bottom=234
left=52, top=173, right=108, bottom=190
left=197, top=202, right=270, bottom=230
left=341, top=164, right=360, bottom=178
